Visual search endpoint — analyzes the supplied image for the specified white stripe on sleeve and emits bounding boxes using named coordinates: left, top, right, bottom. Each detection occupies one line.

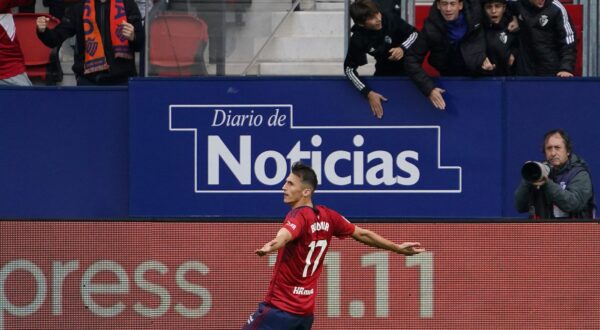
left=552, top=0, right=575, bottom=45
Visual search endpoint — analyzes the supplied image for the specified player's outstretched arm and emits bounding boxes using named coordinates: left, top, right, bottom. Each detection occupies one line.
left=255, top=228, right=293, bottom=257
left=351, top=226, right=425, bottom=256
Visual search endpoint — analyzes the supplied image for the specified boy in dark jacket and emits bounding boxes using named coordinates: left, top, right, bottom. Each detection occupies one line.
left=507, top=0, right=576, bottom=77
left=482, top=0, right=518, bottom=76
left=344, top=0, right=418, bottom=118
left=404, top=0, right=493, bottom=110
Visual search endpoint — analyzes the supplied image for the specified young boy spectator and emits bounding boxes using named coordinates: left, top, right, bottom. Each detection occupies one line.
left=404, top=0, right=493, bottom=110
left=482, top=0, right=518, bottom=76
left=344, top=0, right=418, bottom=119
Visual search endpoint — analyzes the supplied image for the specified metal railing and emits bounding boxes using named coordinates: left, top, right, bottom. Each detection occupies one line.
left=242, top=0, right=302, bottom=75
left=575, top=0, right=599, bottom=76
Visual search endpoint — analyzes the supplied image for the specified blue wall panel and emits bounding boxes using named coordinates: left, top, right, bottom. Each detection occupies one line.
left=0, top=87, right=129, bottom=218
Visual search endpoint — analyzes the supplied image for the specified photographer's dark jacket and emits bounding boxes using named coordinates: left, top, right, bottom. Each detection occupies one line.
left=404, top=0, right=487, bottom=96
left=483, top=14, right=518, bottom=76
left=515, top=154, right=596, bottom=219
left=344, top=12, right=418, bottom=98
left=37, top=0, right=143, bottom=85
left=508, top=0, right=576, bottom=75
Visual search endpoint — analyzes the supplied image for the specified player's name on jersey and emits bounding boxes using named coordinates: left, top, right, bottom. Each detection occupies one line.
left=311, top=221, right=330, bottom=233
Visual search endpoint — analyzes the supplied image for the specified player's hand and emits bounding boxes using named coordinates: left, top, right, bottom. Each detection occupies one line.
left=556, top=71, right=573, bottom=78
left=367, top=91, right=387, bottom=119
left=388, top=47, right=404, bottom=61
left=508, top=54, right=515, bottom=67
left=36, top=16, right=50, bottom=32
left=119, top=21, right=135, bottom=41
left=396, top=242, right=425, bottom=256
left=255, top=241, right=275, bottom=256
left=482, top=57, right=496, bottom=71
left=428, top=87, right=446, bottom=110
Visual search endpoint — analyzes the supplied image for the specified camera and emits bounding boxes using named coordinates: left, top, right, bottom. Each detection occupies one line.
left=521, top=161, right=550, bottom=182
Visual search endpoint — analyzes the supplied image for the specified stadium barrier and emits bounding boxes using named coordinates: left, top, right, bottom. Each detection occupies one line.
left=1, top=78, right=599, bottom=219
left=0, top=220, right=598, bottom=329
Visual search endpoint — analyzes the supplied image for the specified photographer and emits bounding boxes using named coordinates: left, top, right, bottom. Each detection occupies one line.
left=515, top=129, right=596, bottom=219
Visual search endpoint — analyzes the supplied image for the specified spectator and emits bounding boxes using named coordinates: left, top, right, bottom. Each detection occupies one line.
left=35, top=0, right=143, bottom=85
left=42, top=0, right=75, bottom=22
left=507, top=0, right=576, bottom=77
left=482, top=0, right=518, bottom=76
left=515, top=129, right=596, bottom=219
left=0, top=0, right=33, bottom=86
left=404, top=0, right=493, bottom=110
left=344, top=0, right=418, bottom=118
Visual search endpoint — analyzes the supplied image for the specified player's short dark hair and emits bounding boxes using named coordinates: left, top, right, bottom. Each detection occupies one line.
left=542, top=128, right=573, bottom=154
left=349, top=0, right=380, bottom=25
left=291, top=162, right=318, bottom=191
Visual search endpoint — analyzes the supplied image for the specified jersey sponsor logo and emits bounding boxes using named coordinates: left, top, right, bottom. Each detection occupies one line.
left=170, top=105, right=461, bottom=193
left=286, top=221, right=297, bottom=231
left=292, top=286, right=314, bottom=296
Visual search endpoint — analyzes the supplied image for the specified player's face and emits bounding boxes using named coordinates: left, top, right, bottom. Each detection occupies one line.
left=282, top=173, right=310, bottom=207
left=485, top=3, right=506, bottom=24
left=529, top=0, right=545, bottom=8
left=361, top=12, right=382, bottom=30
left=544, top=133, right=570, bottom=168
left=437, top=0, right=463, bottom=22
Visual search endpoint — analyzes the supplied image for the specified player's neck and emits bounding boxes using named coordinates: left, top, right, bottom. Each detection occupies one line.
left=290, top=199, right=313, bottom=210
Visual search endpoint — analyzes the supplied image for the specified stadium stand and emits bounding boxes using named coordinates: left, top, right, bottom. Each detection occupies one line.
left=13, top=13, right=62, bottom=84
left=148, top=12, right=209, bottom=76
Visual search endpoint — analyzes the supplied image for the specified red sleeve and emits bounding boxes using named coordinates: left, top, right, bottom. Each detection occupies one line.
left=328, top=208, right=355, bottom=239
left=282, top=208, right=305, bottom=240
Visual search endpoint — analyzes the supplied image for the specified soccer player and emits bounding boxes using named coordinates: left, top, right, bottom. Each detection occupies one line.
left=243, top=162, right=425, bottom=329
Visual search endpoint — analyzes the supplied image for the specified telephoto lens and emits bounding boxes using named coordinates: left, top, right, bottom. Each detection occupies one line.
left=521, top=161, right=550, bottom=182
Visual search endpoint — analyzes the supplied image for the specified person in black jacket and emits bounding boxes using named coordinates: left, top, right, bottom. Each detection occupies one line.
left=482, top=0, right=518, bottom=76
left=344, top=0, right=418, bottom=119
left=404, top=0, right=493, bottom=110
left=35, top=0, right=144, bottom=85
left=507, top=0, right=576, bottom=77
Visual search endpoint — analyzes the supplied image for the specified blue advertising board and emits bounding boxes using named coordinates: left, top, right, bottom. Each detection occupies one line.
left=129, top=77, right=504, bottom=218
left=2, top=78, right=598, bottom=219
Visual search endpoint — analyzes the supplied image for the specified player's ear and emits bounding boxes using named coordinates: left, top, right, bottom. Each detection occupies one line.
left=302, top=187, right=312, bottom=197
